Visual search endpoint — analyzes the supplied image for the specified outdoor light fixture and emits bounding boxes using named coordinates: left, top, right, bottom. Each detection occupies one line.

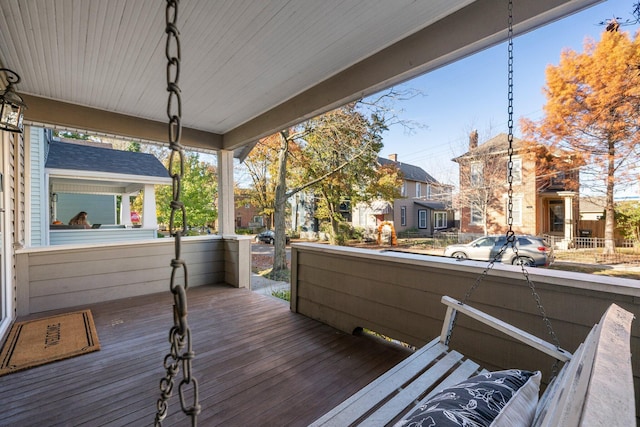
left=0, top=68, right=27, bottom=134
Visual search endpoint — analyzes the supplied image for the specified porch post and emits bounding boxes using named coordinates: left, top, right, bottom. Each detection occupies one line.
left=142, top=184, right=158, bottom=229
left=217, top=149, right=235, bottom=235
left=558, top=191, right=576, bottom=244
left=120, top=194, right=132, bottom=226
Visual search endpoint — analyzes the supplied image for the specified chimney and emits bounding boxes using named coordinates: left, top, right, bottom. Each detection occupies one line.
left=388, top=154, right=398, bottom=162
left=469, top=130, right=478, bottom=150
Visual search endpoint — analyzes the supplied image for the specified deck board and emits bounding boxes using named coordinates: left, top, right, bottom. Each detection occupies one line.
left=0, top=284, right=411, bottom=426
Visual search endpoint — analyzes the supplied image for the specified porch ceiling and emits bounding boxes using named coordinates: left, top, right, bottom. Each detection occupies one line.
left=0, top=0, right=601, bottom=156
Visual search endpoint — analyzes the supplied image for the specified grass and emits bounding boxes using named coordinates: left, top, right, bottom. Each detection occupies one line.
left=548, top=263, right=640, bottom=280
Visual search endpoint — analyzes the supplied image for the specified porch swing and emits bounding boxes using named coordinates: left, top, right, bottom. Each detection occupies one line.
left=311, top=1, right=635, bottom=426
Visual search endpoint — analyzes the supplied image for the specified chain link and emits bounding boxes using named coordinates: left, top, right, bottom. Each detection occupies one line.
left=456, top=0, right=562, bottom=378
left=155, top=1, right=200, bottom=425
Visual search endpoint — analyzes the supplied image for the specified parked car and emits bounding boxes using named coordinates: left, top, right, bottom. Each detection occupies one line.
left=255, top=230, right=290, bottom=245
left=443, top=235, right=554, bottom=267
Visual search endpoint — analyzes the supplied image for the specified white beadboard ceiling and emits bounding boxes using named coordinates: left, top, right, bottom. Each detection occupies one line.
left=0, top=0, right=601, bottom=155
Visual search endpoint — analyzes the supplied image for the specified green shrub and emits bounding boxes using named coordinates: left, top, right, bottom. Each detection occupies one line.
left=271, top=289, right=291, bottom=301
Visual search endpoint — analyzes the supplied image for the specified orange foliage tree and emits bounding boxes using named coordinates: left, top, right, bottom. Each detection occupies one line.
left=522, top=29, right=640, bottom=254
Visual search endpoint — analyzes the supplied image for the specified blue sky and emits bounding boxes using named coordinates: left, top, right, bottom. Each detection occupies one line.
left=377, top=0, right=640, bottom=189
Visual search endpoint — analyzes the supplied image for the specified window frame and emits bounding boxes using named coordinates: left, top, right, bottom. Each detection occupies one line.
left=418, top=209, right=427, bottom=229
left=470, top=162, right=483, bottom=187
left=507, top=195, right=523, bottom=226
left=470, top=202, right=483, bottom=225
left=508, top=157, right=522, bottom=184
left=415, top=182, right=421, bottom=198
left=434, top=211, right=447, bottom=229
left=400, top=206, right=407, bottom=226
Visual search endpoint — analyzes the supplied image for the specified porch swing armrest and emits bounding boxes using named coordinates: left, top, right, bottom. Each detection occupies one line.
left=440, top=296, right=572, bottom=362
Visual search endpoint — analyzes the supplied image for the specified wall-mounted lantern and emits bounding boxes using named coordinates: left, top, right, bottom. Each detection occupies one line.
left=0, top=68, right=27, bottom=134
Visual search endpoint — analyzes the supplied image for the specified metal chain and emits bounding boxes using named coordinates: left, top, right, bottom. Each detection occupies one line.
left=155, top=1, right=200, bottom=425
left=456, top=0, right=562, bottom=376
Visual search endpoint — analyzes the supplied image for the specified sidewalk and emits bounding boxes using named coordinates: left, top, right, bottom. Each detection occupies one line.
left=251, top=273, right=290, bottom=297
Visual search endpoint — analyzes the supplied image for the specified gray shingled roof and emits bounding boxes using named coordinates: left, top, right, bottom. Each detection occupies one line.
left=46, top=141, right=169, bottom=178
left=378, top=157, right=438, bottom=184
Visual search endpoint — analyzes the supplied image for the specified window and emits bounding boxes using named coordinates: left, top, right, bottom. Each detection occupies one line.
left=434, top=212, right=447, bottom=229
left=470, top=202, right=483, bottom=225
left=426, top=184, right=432, bottom=199
left=401, top=182, right=406, bottom=197
left=418, top=210, right=427, bottom=228
left=507, top=196, right=523, bottom=225
left=252, top=216, right=264, bottom=226
left=416, top=182, right=421, bottom=198
left=400, top=206, right=406, bottom=226
left=550, top=171, right=566, bottom=188
left=470, top=162, right=483, bottom=187
left=508, top=157, right=522, bottom=184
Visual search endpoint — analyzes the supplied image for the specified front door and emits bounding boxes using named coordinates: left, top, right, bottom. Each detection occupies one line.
left=549, top=200, right=564, bottom=233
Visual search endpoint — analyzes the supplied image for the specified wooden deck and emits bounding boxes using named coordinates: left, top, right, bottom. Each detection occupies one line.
left=0, top=284, right=411, bottom=426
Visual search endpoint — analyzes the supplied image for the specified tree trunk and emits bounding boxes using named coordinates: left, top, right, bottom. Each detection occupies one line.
left=603, top=140, right=616, bottom=255
left=272, top=132, right=289, bottom=272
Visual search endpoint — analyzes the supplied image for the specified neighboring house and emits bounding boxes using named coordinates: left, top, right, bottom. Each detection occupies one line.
left=235, top=189, right=267, bottom=231
left=453, top=132, right=579, bottom=243
left=579, top=197, right=605, bottom=221
left=352, top=155, right=454, bottom=237
left=33, top=132, right=171, bottom=246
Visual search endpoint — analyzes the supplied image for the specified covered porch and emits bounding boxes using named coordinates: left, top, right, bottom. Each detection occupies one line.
left=1, top=0, right=633, bottom=424
left=3, top=245, right=638, bottom=424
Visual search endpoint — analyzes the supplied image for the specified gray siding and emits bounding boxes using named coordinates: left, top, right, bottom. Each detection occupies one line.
left=16, top=236, right=229, bottom=315
left=28, top=127, right=46, bottom=246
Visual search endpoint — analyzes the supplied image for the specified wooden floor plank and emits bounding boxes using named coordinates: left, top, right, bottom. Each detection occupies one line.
left=0, top=285, right=411, bottom=426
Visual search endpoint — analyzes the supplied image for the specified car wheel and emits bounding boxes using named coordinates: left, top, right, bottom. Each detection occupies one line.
left=452, top=252, right=467, bottom=260
left=513, top=257, right=534, bottom=267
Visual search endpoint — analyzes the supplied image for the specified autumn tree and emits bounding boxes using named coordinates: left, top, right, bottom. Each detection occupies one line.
left=242, top=135, right=282, bottom=229
left=252, top=90, right=419, bottom=274
left=292, top=105, right=397, bottom=245
left=522, top=29, right=640, bottom=254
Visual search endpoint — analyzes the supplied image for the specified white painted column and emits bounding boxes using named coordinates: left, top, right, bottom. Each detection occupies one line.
left=120, top=194, right=132, bottom=227
left=142, top=184, right=158, bottom=229
left=558, top=191, right=576, bottom=243
left=217, top=149, right=235, bottom=235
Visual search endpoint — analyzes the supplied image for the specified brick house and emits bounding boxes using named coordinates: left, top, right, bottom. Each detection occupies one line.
left=453, top=132, right=579, bottom=243
left=353, top=155, right=454, bottom=236
left=235, top=189, right=267, bottom=231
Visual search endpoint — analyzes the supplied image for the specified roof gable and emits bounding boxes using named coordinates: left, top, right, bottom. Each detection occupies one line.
left=378, top=157, right=439, bottom=184
left=453, top=133, right=525, bottom=162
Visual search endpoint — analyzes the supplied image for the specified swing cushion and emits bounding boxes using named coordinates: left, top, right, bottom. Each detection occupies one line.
left=395, top=369, right=541, bottom=427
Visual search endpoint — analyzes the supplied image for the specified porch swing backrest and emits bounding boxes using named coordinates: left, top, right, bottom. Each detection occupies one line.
left=310, top=296, right=635, bottom=426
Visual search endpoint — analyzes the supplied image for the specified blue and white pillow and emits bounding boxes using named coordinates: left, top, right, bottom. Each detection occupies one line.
left=395, top=369, right=541, bottom=427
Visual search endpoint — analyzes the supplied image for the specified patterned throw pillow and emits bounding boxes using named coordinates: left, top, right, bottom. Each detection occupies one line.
left=395, top=369, right=541, bottom=427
